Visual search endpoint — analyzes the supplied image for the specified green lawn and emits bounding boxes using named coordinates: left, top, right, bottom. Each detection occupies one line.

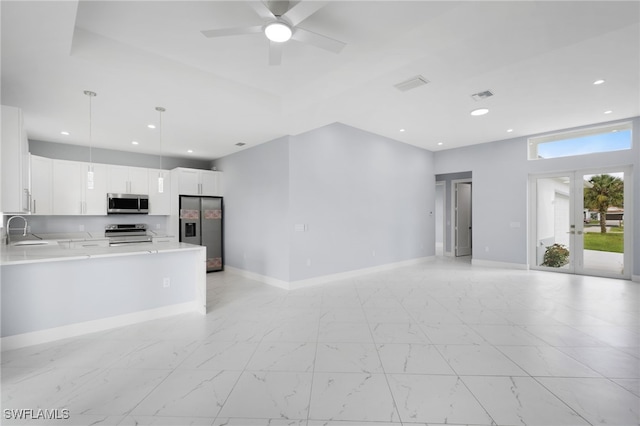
left=584, top=232, right=624, bottom=253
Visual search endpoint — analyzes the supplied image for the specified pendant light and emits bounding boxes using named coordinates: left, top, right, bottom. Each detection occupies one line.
left=84, top=90, right=97, bottom=189
left=156, top=106, right=166, bottom=193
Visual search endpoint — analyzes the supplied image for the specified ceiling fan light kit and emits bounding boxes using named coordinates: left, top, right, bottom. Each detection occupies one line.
left=264, top=21, right=292, bottom=42
left=201, top=0, right=345, bottom=65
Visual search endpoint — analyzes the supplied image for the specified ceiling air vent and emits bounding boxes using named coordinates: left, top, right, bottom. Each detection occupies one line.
left=471, top=90, right=494, bottom=101
left=235, top=142, right=246, bottom=147
left=394, top=75, right=430, bottom=92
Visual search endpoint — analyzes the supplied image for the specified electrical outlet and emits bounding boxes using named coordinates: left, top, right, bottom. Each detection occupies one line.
left=372, top=250, right=376, bottom=257
left=306, top=258, right=311, bottom=267
left=163, top=277, right=170, bottom=288
left=79, top=224, right=85, bottom=231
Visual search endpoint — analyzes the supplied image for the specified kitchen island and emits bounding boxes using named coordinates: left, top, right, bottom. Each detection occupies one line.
left=1, top=241, right=206, bottom=350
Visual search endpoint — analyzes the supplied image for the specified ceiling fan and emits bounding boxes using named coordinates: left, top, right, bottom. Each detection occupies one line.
left=201, top=0, right=346, bottom=65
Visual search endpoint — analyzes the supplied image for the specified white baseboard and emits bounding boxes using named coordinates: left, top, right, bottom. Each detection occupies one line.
left=1, top=302, right=195, bottom=351
left=472, top=258, right=529, bottom=270
left=223, top=266, right=290, bottom=290
left=226, top=257, right=433, bottom=291
left=633, top=275, right=640, bottom=283
left=289, top=257, right=433, bottom=290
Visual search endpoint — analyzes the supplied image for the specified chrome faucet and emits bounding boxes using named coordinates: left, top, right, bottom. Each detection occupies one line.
left=5, top=215, right=28, bottom=245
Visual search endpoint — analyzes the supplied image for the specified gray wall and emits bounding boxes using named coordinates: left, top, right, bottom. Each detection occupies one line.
left=434, top=116, right=639, bottom=276
left=288, top=123, right=434, bottom=281
left=214, top=136, right=291, bottom=282
left=29, top=140, right=212, bottom=170
left=214, top=123, right=435, bottom=283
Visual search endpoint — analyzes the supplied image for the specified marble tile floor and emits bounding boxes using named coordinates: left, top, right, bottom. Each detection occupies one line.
left=1, top=257, right=639, bottom=426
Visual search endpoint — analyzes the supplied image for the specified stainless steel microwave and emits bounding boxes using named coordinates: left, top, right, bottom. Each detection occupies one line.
left=107, top=193, right=149, bottom=214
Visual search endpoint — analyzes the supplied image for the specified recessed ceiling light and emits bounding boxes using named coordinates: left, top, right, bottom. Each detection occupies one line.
left=264, top=21, right=292, bottom=42
left=604, top=110, right=613, bottom=114
left=399, top=128, right=405, bottom=132
left=131, top=141, right=139, bottom=145
left=470, top=108, right=489, bottom=116
left=60, top=131, right=70, bottom=136
left=593, top=79, right=605, bottom=85
left=437, top=142, right=443, bottom=146
left=507, top=129, right=514, bottom=133
left=187, top=149, right=193, bottom=153
left=147, top=124, right=156, bottom=129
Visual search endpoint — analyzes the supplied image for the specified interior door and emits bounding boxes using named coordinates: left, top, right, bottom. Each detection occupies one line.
left=531, top=168, right=630, bottom=279
left=455, top=182, right=472, bottom=256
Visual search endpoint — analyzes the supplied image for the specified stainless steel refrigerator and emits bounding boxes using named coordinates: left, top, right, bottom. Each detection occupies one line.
left=179, top=195, right=223, bottom=272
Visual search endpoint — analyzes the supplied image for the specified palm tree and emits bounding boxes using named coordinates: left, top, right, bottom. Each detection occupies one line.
left=584, top=174, right=624, bottom=233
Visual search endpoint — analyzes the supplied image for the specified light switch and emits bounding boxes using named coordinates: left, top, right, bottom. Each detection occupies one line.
left=294, top=224, right=307, bottom=232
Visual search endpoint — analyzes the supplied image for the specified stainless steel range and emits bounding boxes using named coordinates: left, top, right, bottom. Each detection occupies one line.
left=105, top=223, right=152, bottom=246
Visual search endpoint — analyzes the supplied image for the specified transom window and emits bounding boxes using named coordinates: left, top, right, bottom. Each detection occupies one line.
left=528, top=122, right=632, bottom=160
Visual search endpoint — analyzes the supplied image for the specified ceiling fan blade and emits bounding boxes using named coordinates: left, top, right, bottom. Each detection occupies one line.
left=282, top=1, right=328, bottom=26
left=201, top=25, right=263, bottom=38
left=249, top=1, right=276, bottom=21
left=268, top=40, right=283, bottom=66
left=291, top=27, right=345, bottom=54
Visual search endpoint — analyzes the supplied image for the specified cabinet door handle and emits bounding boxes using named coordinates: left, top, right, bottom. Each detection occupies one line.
left=33, top=199, right=36, bottom=214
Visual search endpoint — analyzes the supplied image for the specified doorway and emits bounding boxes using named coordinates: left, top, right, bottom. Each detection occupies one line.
left=530, top=167, right=632, bottom=279
left=454, top=180, right=472, bottom=257
left=435, top=181, right=445, bottom=256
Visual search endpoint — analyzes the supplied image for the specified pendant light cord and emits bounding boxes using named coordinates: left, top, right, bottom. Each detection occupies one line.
left=156, top=106, right=166, bottom=170
left=84, top=90, right=96, bottom=166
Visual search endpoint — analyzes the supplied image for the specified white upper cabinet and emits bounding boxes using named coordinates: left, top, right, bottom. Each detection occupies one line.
left=107, top=165, right=149, bottom=194
left=52, top=159, right=106, bottom=215
left=172, top=167, right=222, bottom=196
left=1, top=105, right=31, bottom=213
left=30, top=155, right=53, bottom=215
left=148, top=168, right=171, bottom=215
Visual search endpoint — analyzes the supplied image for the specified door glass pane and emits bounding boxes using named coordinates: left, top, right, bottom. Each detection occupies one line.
left=582, top=171, right=625, bottom=275
left=536, top=176, right=571, bottom=269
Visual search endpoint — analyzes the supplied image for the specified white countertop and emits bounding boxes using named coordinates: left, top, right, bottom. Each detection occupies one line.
left=1, top=241, right=202, bottom=266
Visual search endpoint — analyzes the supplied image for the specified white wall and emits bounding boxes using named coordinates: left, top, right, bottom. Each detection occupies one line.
left=288, top=123, right=434, bottom=281
left=435, top=116, right=639, bottom=275
left=214, top=136, right=291, bottom=282
left=214, top=123, right=435, bottom=284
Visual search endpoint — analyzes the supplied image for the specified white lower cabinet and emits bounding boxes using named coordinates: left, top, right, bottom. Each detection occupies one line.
left=152, top=236, right=177, bottom=243
left=69, top=239, right=109, bottom=249
left=52, top=159, right=107, bottom=215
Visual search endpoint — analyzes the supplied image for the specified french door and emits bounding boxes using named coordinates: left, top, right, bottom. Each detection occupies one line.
left=530, top=167, right=632, bottom=279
